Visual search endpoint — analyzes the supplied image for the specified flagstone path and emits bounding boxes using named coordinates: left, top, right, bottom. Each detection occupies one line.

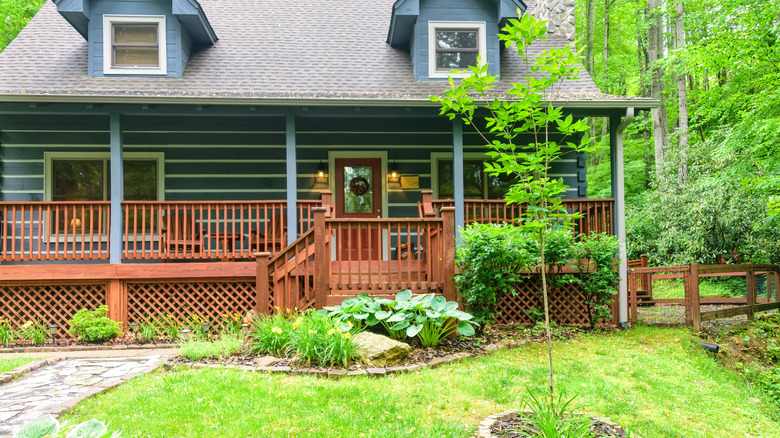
left=0, top=355, right=163, bottom=437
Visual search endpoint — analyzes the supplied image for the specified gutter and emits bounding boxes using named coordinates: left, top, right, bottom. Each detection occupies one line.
left=0, top=94, right=660, bottom=110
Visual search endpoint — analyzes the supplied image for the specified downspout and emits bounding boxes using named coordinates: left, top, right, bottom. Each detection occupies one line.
left=612, top=107, right=634, bottom=328
left=285, top=113, right=297, bottom=244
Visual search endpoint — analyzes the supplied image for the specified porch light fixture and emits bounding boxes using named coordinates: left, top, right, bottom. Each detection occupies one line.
left=315, top=161, right=328, bottom=184
left=47, top=324, right=59, bottom=346
left=388, top=161, right=400, bottom=183
left=180, top=328, right=192, bottom=341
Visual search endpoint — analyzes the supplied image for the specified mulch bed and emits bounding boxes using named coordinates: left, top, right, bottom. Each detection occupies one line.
left=479, top=410, right=633, bottom=438
left=170, top=324, right=588, bottom=371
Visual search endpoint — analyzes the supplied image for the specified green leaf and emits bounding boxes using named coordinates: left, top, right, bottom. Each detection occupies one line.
left=395, top=289, right=412, bottom=302
left=16, top=415, right=60, bottom=438
left=406, top=324, right=422, bottom=337
left=456, top=321, right=476, bottom=337
left=430, top=295, right=446, bottom=312
left=65, top=419, right=108, bottom=438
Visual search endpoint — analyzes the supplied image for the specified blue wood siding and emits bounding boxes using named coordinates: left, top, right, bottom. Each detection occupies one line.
left=0, top=108, right=587, bottom=214
left=88, top=0, right=189, bottom=78
left=413, top=0, right=500, bottom=81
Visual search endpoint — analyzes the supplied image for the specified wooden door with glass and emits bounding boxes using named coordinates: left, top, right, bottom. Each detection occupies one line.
left=334, top=158, right=382, bottom=260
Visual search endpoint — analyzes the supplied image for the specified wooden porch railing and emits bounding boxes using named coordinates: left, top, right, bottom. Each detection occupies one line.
left=325, top=208, right=455, bottom=300
left=121, top=200, right=322, bottom=261
left=0, top=201, right=110, bottom=261
left=420, top=191, right=614, bottom=236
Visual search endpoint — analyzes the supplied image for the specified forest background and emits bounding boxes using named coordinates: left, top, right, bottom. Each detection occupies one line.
left=2, top=0, right=779, bottom=266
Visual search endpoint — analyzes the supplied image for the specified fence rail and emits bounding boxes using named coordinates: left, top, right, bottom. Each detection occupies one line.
left=0, top=200, right=323, bottom=262
left=0, top=201, right=110, bottom=261
left=420, top=193, right=614, bottom=237
left=628, top=262, right=780, bottom=330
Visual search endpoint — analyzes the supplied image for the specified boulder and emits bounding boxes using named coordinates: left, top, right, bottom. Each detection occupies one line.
left=353, top=332, right=411, bottom=366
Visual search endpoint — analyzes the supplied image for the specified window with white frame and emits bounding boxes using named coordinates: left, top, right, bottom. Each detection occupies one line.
left=103, top=15, right=167, bottom=75
left=428, top=21, right=486, bottom=79
left=432, top=153, right=514, bottom=199
left=46, top=152, right=164, bottom=232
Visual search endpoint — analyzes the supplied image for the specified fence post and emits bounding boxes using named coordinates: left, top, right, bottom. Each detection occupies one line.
left=746, top=263, right=756, bottom=321
left=319, top=191, right=332, bottom=214
left=689, top=263, right=701, bottom=332
left=254, top=252, right=271, bottom=315
left=313, top=207, right=329, bottom=309
left=421, top=190, right=435, bottom=217
left=774, top=270, right=780, bottom=303
left=106, top=279, right=128, bottom=331
left=628, top=271, right=638, bottom=325
left=441, top=207, right=457, bottom=303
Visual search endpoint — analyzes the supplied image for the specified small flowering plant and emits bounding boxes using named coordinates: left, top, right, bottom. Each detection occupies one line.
left=248, top=312, right=294, bottom=356
left=248, top=310, right=359, bottom=368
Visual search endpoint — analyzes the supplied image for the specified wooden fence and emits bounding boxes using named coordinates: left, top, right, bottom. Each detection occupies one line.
left=628, top=263, right=780, bottom=330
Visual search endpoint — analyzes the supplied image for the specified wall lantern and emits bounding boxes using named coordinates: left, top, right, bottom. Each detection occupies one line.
left=315, top=161, right=329, bottom=184
left=388, top=161, right=400, bottom=183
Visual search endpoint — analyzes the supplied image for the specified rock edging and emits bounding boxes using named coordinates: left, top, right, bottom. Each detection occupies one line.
left=0, top=343, right=178, bottom=354
left=0, top=357, right=65, bottom=386
left=473, top=409, right=639, bottom=438
left=165, top=351, right=475, bottom=378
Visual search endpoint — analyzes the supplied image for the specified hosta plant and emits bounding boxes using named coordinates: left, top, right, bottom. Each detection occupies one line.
left=15, top=415, right=121, bottom=438
left=389, top=290, right=477, bottom=347
left=67, top=306, right=121, bottom=343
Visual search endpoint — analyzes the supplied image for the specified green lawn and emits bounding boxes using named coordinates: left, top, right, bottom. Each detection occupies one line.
left=652, top=278, right=758, bottom=299
left=64, top=326, right=779, bottom=438
left=0, top=357, right=39, bottom=374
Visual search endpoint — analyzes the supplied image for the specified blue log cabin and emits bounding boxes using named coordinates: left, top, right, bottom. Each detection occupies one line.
left=0, top=0, right=656, bottom=329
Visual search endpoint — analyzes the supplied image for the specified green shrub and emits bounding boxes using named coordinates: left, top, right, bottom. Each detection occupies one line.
left=179, top=334, right=244, bottom=361
left=454, top=223, right=536, bottom=326
left=67, top=306, right=121, bottom=343
left=138, top=317, right=158, bottom=343
left=574, top=233, right=620, bottom=327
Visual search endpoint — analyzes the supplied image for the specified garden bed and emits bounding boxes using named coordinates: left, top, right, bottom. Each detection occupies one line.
left=477, top=409, right=634, bottom=438
left=167, top=324, right=585, bottom=377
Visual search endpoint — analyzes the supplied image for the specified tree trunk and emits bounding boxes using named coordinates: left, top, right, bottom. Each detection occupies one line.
left=648, top=0, right=669, bottom=177
left=586, top=0, right=596, bottom=147
left=676, top=1, right=689, bottom=185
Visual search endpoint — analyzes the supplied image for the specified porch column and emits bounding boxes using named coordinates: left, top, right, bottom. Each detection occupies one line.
left=452, top=119, right=465, bottom=243
left=109, top=110, right=123, bottom=264
left=610, top=108, right=635, bottom=328
left=286, top=113, right=297, bottom=245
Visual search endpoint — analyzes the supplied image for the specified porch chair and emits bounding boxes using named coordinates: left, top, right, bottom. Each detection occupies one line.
left=249, top=214, right=287, bottom=253
left=160, top=212, right=207, bottom=260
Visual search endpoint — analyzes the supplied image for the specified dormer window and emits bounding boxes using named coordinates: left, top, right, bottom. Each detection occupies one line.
left=428, top=21, right=486, bottom=79
left=102, top=15, right=167, bottom=75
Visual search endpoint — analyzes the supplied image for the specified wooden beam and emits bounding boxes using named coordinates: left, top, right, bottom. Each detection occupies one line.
left=254, top=252, right=271, bottom=315
left=700, top=302, right=780, bottom=322
left=313, top=207, right=329, bottom=310
left=441, top=207, right=456, bottom=303
left=689, top=263, right=701, bottom=332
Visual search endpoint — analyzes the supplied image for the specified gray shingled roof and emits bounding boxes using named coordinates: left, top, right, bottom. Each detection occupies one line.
left=0, top=0, right=649, bottom=105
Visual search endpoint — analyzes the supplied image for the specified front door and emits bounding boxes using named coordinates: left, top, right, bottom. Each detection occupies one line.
left=335, top=158, right=382, bottom=260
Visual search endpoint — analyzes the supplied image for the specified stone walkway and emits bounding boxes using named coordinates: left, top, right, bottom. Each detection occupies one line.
left=0, top=355, right=163, bottom=437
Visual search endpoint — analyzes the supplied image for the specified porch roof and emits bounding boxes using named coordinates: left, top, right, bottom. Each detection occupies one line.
left=0, top=0, right=656, bottom=110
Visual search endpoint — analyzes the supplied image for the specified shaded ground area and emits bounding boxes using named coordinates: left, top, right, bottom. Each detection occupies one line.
left=637, top=304, right=755, bottom=332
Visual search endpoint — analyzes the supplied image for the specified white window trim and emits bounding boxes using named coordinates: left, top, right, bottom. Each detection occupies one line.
left=103, top=15, right=167, bottom=75
left=44, top=151, right=165, bottom=202
left=431, top=151, right=492, bottom=199
left=428, top=21, right=487, bottom=79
